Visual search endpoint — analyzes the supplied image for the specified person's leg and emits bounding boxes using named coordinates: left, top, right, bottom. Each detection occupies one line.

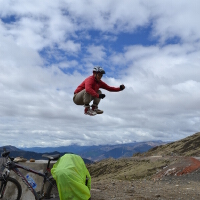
left=83, top=90, right=94, bottom=106
left=73, top=89, right=96, bottom=105
left=91, top=90, right=103, bottom=114
left=73, top=90, right=96, bottom=115
left=73, top=89, right=85, bottom=105
left=92, top=90, right=101, bottom=106
left=83, top=91, right=97, bottom=115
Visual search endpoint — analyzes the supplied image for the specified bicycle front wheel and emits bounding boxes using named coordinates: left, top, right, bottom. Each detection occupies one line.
left=46, top=178, right=59, bottom=199
left=0, top=177, right=22, bottom=200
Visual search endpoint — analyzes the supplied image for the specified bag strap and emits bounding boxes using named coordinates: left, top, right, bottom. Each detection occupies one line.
left=85, top=175, right=89, bottom=186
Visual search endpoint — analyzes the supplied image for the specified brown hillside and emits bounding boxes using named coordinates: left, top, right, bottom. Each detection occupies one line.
left=88, top=132, right=200, bottom=199
left=141, top=132, right=200, bottom=156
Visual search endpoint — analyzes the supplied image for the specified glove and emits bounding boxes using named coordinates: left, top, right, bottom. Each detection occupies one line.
left=120, top=84, right=125, bottom=90
left=99, top=94, right=106, bottom=99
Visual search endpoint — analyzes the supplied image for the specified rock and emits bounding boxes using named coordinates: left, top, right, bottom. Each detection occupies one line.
left=14, top=157, right=27, bottom=162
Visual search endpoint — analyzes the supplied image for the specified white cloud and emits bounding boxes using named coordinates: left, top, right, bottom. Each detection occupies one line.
left=150, top=0, right=200, bottom=43
left=59, top=40, right=81, bottom=53
left=85, top=45, right=106, bottom=62
left=0, top=0, right=200, bottom=147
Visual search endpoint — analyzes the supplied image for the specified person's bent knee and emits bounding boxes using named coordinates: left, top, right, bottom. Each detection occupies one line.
left=73, top=94, right=79, bottom=105
left=73, top=94, right=84, bottom=105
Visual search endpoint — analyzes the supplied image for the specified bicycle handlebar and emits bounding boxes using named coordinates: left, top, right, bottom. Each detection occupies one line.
left=1, top=151, right=10, bottom=158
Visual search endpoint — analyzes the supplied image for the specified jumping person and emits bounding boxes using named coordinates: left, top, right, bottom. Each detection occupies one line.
left=73, top=66, right=125, bottom=116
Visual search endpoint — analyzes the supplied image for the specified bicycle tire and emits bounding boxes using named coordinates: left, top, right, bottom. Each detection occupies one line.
left=46, top=178, right=59, bottom=199
left=0, top=177, right=22, bottom=200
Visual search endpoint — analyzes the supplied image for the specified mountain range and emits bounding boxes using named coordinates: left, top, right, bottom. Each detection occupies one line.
left=0, top=140, right=166, bottom=162
left=0, top=145, right=93, bottom=164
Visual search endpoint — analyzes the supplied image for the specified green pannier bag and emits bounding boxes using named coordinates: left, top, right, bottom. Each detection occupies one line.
left=51, top=154, right=91, bottom=200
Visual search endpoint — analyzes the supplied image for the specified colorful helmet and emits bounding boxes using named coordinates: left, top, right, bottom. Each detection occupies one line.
left=93, top=66, right=105, bottom=74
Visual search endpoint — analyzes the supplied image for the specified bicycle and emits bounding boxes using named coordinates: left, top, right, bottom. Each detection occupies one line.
left=0, top=148, right=60, bottom=200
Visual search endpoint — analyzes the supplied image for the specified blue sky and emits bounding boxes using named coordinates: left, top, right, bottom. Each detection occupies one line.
left=0, top=0, right=200, bottom=147
left=39, top=26, right=157, bottom=75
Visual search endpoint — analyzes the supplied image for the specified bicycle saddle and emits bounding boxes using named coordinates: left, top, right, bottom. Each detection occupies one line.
left=42, top=154, right=60, bottom=161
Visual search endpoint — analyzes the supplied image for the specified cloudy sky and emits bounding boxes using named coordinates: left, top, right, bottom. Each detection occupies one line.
left=0, top=0, right=200, bottom=148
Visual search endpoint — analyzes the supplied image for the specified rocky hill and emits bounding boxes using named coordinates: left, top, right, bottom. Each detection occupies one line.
left=140, top=132, right=200, bottom=157
left=88, top=132, right=200, bottom=199
left=88, top=132, right=200, bottom=181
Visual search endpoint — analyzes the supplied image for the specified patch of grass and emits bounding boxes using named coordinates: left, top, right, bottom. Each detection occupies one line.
left=87, top=157, right=170, bottom=180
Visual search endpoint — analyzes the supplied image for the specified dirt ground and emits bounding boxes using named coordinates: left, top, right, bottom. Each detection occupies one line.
left=91, top=175, right=200, bottom=200
left=88, top=156, right=200, bottom=200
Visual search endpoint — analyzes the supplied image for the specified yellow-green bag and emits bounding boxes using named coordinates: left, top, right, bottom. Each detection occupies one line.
left=51, top=154, right=91, bottom=200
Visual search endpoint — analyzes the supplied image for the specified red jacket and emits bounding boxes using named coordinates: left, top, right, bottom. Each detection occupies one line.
left=74, top=75, right=121, bottom=98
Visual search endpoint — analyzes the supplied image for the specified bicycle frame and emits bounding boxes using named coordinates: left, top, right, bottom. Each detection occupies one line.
left=1, top=157, right=55, bottom=200
left=14, top=163, right=47, bottom=198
